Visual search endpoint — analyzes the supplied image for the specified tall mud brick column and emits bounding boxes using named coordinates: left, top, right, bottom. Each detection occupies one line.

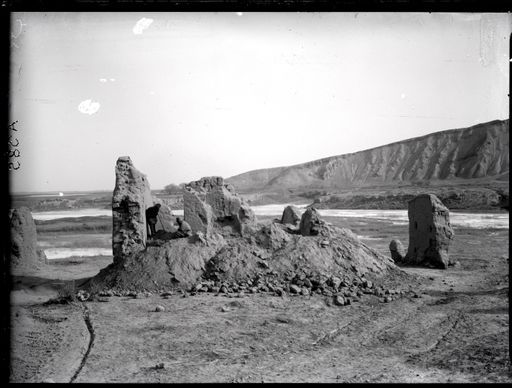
left=112, top=156, right=153, bottom=264
left=405, top=193, right=454, bottom=269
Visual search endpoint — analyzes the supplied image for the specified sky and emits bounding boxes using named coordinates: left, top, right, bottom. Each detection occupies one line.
left=9, top=12, right=510, bottom=193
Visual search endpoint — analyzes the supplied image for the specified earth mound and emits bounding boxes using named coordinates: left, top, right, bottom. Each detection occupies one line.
left=10, top=207, right=47, bottom=274
left=89, top=159, right=404, bottom=294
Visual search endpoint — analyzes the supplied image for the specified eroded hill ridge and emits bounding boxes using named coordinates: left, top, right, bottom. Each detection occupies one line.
left=226, top=119, right=509, bottom=191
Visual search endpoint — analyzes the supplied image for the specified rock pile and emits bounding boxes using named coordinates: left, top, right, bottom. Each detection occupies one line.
left=10, top=207, right=47, bottom=273
left=403, top=194, right=455, bottom=269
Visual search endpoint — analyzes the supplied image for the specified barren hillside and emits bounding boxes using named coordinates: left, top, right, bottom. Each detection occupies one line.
left=226, top=120, right=509, bottom=192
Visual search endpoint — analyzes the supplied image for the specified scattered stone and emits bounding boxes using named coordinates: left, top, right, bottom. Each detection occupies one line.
left=384, top=296, right=392, bottom=303
left=289, top=284, right=301, bottom=294
left=97, top=297, right=110, bottom=303
left=363, top=280, right=373, bottom=289
left=301, top=287, right=310, bottom=296
left=329, top=276, right=342, bottom=290
left=221, top=306, right=230, bottom=312
left=193, top=283, right=203, bottom=292
left=155, top=305, right=165, bottom=312
left=389, top=239, right=406, bottom=262
left=76, top=290, right=90, bottom=302
left=154, top=362, right=165, bottom=370
left=405, top=193, right=455, bottom=269
left=334, top=295, right=346, bottom=306
left=303, top=278, right=313, bottom=289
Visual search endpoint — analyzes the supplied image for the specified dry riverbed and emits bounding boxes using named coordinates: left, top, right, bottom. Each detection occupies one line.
left=9, top=220, right=510, bottom=382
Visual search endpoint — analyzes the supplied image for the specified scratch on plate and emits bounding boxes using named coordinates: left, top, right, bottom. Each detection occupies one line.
left=479, top=15, right=497, bottom=67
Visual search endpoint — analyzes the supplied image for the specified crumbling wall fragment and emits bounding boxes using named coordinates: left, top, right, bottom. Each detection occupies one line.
left=152, top=196, right=174, bottom=232
left=299, top=207, right=323, bottom=236
left=405, top=194, right=454, bottom=269
left=10, top=207, right=47, bottom=272
left=281, top=205, right=301, bottom=226
left=184, top=177, right=255, bottom=235
left=112, top=156, right=153, bottom=264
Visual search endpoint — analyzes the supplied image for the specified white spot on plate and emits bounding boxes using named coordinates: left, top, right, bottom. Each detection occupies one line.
left=78, top=99, right=100, bottom=115
left=400, top=93, right=406, bottom=99
left=110, top=78, right=116, bottom=82
left=133, top=18, right=154, bottom=35
left=59, top=192, right=64, bottom=197
left=236, top=12, right=243, bottom=16
left=99, top=78, right=107, bottom=82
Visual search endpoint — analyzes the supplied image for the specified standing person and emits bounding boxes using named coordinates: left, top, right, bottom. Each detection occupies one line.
left=174, top=217, right=192, bottom=238
left=145, top=203, right=161, bottom=238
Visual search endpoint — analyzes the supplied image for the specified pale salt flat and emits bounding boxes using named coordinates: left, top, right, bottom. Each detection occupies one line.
left=45, top=248, right=112, bottom=260
left=36, top=206, right=508, bottom=259
left=32, top=206, right=508, bottom=229
left=252, top=206, right=509, bottom=230
left=32, top=208, right=112, bottom=220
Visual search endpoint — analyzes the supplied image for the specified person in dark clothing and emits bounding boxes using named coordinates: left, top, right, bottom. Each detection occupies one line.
left=146, top=203, right=161, bottom=238
left=174, top=217, right=192, bottom=238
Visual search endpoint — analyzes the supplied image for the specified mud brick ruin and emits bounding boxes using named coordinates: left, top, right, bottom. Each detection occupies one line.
left=95, top=156, right=402, bottom=293
left=183, top=176, right=255, bottom=236
left=403, top=193, right=455, bottom=269
left=10, top=207, right=47, bottom=272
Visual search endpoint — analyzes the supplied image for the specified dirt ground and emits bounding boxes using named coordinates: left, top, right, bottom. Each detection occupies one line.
left=9, top=218, right=510, bottom=383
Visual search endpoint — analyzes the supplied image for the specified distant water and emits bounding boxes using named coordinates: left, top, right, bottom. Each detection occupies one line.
left=20, top=193, right=90, bottom=198
left=251, top=205, right=509, bottom=229
left=32, top=205, right=508, bottom=229
left=45, top=248, right=112, bottom=260
left=32, top=208, right=112, bottom=220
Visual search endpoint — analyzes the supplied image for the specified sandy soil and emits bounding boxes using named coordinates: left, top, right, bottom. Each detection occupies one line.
left=9, top=221, right=510, bottom=383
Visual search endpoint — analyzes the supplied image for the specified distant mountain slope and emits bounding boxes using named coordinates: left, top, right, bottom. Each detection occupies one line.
left=227, top=120, right=509, bottom=192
